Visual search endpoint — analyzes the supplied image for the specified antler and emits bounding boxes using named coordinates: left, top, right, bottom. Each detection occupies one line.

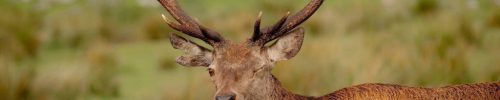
left=251, top=0, right=324, bottom=46
left=158, top=0, right=224, bottom=46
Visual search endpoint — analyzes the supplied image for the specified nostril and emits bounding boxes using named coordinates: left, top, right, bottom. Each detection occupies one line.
left=215, top=95, right=236, bottom=100
left=229, top=95, right=235, bottom=100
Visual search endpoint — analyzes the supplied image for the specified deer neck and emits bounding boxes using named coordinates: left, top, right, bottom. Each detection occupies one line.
left=246, top=74, right=314, bottom=100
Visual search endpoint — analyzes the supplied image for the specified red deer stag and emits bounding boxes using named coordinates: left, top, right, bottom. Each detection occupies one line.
left=157, top=0, right=500, bottom=99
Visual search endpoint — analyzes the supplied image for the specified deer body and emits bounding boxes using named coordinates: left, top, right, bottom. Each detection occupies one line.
left=157, top=0, right=500, bottom=99
left=321, top=82, right=500, bottom=100
left=239, top=74, right=500, bottom=100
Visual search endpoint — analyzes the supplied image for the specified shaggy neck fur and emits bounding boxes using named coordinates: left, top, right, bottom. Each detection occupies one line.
left=253, top=74, right=500, bottom=100
left=247, top=74, right=314, bottom=100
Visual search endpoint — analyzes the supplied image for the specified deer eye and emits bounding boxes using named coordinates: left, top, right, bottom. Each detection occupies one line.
left=207, top=68, right=215, bottom=76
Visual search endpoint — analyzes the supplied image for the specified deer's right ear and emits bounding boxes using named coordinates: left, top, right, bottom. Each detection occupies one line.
left=266, top=28, right=305, bottom=61
left=170, top=34, right=213, bottom=67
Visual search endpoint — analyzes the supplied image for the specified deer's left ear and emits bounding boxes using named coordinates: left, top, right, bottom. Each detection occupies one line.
left=266, top=28, right=304, bottom=61
left=170, top=34, right=213, bottom=67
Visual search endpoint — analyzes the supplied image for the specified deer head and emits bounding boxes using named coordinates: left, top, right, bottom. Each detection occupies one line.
left=158, top=0, right=323, bottom=99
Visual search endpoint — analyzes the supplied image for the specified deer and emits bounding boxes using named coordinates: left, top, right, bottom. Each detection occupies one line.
left=157, top=0, right=500, bottom=99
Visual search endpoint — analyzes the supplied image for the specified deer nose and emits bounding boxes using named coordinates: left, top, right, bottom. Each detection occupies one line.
left=215, top=95, right=236, bottom=100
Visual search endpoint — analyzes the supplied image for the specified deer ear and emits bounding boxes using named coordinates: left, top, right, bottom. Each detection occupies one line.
left=266, top=28, right=304, bottom=61
left=170, top=34, right=213, bottom=67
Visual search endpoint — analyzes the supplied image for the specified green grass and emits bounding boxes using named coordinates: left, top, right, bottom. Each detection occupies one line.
left=1, top=0, right=500, bottom=99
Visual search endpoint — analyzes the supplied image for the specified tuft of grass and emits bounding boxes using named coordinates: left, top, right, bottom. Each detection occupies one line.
left=414, top=0, right=439, bottom=15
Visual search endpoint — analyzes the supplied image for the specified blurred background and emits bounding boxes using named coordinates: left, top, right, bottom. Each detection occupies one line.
left=1, top=0, right=500, bottom=99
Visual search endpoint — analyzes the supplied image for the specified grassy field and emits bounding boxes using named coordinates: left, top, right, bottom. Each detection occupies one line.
left=1, top=0, right=500, bottom=99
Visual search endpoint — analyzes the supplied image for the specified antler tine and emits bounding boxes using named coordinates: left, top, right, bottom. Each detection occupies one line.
left=252, top=12, right=290, bottom=45
left=279, top=0, right=323, bottom=32
left=265, top=11, right=290, bottom=35
left=158, top=0, right=224, bottom=46
left=252, top=0, right=324, bottom=45
left=251, top=11, right=263, bottom=41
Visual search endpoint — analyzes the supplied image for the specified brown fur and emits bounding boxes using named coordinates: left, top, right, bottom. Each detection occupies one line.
left=319, top=82, right=500, bottom=100
left=256, top=75, right=500, bottom=100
